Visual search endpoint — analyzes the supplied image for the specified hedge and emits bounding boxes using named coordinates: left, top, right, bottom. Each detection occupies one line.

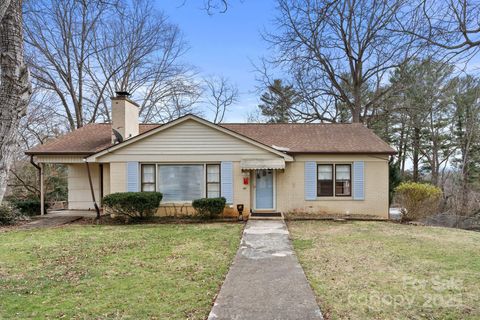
left=192, top=197, right=226, bottom=219
left=0, top=204, right=21, bottom=226
left=103, top=192, right=162, bottom=222
left=11, top=199, right=47, bottom=216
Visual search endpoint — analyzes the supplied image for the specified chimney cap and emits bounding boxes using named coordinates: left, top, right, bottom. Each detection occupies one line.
left=115, top=91, right=131, bottom=97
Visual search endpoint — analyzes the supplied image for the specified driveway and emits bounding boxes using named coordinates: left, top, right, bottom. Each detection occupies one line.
left=208, top=220, right=323, bottom=320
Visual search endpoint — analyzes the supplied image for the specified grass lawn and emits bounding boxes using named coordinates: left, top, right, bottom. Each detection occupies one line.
left=288, top=221, right=480, bottom=320
left=0, top=223, right=243, bottom=319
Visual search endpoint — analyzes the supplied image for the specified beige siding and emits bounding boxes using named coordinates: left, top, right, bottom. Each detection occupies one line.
left=102, top=164, right=110, bottom=197
left=36, top=155, right=85, bottom=163
left=276, top=155, right=389, bottom=218
left=233, top=161, right=251, bottom=216
left=104, top=155, right=388, bottom=218
left=110, top=162, right=126, bottom=193
left=97, top=119, right=277, bottom=162
left=67, top=164, right=101, bottom=210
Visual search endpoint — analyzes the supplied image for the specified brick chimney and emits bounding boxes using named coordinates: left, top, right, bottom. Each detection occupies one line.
left=111, top=91, right=139, bottom=143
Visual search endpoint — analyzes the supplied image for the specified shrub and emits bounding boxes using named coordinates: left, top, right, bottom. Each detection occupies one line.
left=395, top=182, right=442, bottom=222
left=103, top=192, right=162, bottom=222
left=0, top=204, right=21, bottom=226
left=192, top=197, right=226, bottom=220
left=11, top=199, right=47, bottom=216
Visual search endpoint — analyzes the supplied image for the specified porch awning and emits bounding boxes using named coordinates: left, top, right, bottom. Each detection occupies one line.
left=240, top=158, right=285, bottom=170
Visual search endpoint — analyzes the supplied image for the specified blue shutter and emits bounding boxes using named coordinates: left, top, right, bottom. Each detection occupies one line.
left=353, top=161, right=365, bottom=200
left=127, top=162, right=139, bottom=192
left=221, top=161, right=233, bottom=204
left=304, top=161, right=317, bottom=200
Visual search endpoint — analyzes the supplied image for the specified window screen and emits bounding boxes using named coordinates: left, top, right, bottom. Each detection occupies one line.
left=141, top=164, right=156, bottom=192
left=317, top=164, right=333, bottom=196
left=335, top=164, right=351, bottom=196
left=206, top=164, right=220, bottom=198
left=158, top=165, right=204, bottom=202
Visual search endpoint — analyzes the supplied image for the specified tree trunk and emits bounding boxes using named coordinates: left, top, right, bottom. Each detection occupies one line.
left=352, top=86, right=362, bottom=123
left=412, top=127, right=420, bottom=182
left=0, top=0, right=31, bottom=204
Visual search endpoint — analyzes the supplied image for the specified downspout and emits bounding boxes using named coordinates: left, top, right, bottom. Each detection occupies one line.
left=84, top=159, right=101, bottom=219
left=30, top=155, right=41, bottom=195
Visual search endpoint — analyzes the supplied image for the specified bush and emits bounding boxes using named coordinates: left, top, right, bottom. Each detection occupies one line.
left=0, top=204, right=21, bottom=226
left=103, top=192, right=162, bottom=222
left=11, top=199, right=47, bottom=216
left=192, top=197, right=226, bottom=220
left=395, top=182, right=442, bottom=222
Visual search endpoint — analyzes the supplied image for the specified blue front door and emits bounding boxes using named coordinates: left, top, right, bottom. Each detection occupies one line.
left=255, top=169, right=274, bottom=209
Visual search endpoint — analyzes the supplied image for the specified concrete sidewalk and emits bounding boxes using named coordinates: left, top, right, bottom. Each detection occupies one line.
left=208, top=220, right=323, bottom=320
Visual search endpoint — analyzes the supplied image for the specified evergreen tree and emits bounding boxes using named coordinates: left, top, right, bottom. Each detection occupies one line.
left=258, top=79, right=299, bottom=123
left=452, top=76, right=480, bottom=213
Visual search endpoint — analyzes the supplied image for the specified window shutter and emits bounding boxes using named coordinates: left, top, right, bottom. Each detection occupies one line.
left=353, top=161, right=365, bottom=200
left=304, top=161, right=317, bottom=200
left=127, top=162, right=139, bottom=192
left=221, top=161, right=233, bottom=204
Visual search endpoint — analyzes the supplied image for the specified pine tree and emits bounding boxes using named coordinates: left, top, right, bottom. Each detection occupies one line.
left=258, top=79, right=299, bottom=123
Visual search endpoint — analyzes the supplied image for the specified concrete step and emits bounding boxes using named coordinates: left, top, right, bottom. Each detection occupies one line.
left=249, top=211, right=284, bottom=220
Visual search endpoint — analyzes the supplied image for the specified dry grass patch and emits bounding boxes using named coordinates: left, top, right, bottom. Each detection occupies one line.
left=288, top=221, right=480, bottom=320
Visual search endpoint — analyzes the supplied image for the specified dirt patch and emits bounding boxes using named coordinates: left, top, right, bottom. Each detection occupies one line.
left=70, top=215, right=242, bottom=226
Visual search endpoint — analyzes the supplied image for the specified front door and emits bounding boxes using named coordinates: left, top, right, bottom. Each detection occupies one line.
left=255, top=169, right=275, bottom=210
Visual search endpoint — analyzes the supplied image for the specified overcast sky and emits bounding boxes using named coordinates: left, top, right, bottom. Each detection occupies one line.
left=159, top=1, right=277, bottom=122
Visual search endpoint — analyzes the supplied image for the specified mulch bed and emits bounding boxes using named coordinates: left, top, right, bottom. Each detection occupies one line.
left=70, top=215, right=243, bottom=226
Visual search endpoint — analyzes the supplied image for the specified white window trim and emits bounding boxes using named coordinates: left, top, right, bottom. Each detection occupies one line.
left=139, top=162, right=221, bottom=204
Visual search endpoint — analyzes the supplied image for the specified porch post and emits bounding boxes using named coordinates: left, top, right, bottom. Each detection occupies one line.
left=40, top=163, right=45, bottom=215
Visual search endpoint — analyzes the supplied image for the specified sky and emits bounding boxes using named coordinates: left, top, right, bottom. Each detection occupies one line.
left=158, top=1, right=278, bottom=122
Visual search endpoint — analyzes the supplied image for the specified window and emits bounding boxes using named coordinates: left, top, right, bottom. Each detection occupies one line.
left=141, top=164, right=156, bottom=191
left=206, top=164, right=221, bottom=198
left=317, top=164, right=333, bottom=196
left=335, top=164, right=351, bottom=196
left=158, top=165, right=204, bottom=202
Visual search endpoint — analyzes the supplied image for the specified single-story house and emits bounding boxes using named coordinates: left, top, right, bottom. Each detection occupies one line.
left=26, top=92, right=395, bottom=219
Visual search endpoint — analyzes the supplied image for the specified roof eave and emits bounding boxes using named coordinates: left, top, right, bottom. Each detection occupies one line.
left=288, top=151, right=397, bottom=155
left=25, top=151, right=94, bottom=156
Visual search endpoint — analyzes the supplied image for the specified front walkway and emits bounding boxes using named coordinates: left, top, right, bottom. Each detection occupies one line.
left=208, top=220, right=323, bottom=320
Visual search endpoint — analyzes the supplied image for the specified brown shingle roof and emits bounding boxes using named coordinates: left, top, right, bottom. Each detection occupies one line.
left=26, top=124, right=160, bottom=155
left=221, top=123, right=395, bottom=154
left=26, top=121, right=395, bottom=155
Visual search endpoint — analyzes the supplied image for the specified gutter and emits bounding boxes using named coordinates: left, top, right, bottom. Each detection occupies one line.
left=30, top=155, right=41, bottom=172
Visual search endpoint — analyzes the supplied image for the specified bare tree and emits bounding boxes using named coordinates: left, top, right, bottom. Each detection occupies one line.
left=90, top=0, right=201, bottom=124
left=203, top=76, right=238, bottom=123
left=451, top=75, right=480, bottom=214
left=24, top=0, right=199, bottom=130
left=179, top=0, right=239, bottom=14
left=0, top=0, right=32, bottom=203
left=262, top=0, right=419, bottom=123
left=24, top=0, right=119, bottom=130
left=398, top=0, right=480, bottom=55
